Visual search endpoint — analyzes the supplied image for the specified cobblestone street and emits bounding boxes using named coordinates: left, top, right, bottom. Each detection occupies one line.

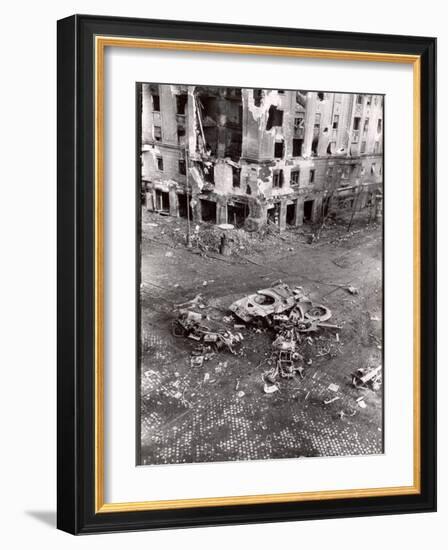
left=139, top=210, right=383, bottom=465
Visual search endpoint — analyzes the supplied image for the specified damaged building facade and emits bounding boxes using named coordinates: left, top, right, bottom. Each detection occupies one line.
left=140, top=84, right=383, bottom=231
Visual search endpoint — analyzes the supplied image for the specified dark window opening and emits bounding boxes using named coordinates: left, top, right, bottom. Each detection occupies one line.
left=371, top=163, right=376, bottom=175
left=317, top=92, right=325, bottom=101
left=200, top=199, right=217, bottom=222
left=274, top=140, right=285, bottom=159
left=176, top=94, right=188, bottom=115
left=361, top=141, right=366, bottom=154
left=156, top=156, right=163, bottom=171
left=357, top=94, right=363, bottom=104
left=253, top=89, right=263, bottom=107
left=246, top=185, right=252, bottom=195
left=309, top=169, right=316, bottom=184
left=152, top=94, right=160, bottom=111
left=155, top=190, right=169, bottom=211
left=332, top=115, right=339, bottom=129
left=353, top=117, right=361, bottom=130
left=363, top=118, right=369, bottom=133
left=366, top=95, right=372, bottom=106
left=178, top=193, right=192, bottom=219
left=278, top=90, right=285, bottom=94
left=290, top=169, right=300, bottom=185
left=311, top=137, right=319, bottom=155
left=377, top=118, right=382, bottom=133
left=304, top=200, right=314, bottom=222
left=232, top=166, right=241, bottom=187
left=273, top=170, right=284, bottom=188
left=292, top=138, right=303, bottom=157
left=327, top=141, right=335, bottom=155
left=266, top=105, right=284, bottom=130
left=177, top=126, right=185, bottom=144
left=178, top=159, right=186, bottom=175
left=154, top=126, right=162, bottom=141
left=286, top=203, right=296, bottom=225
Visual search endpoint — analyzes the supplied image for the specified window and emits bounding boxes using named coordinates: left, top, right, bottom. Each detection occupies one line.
left=176, top=94, right=188, bottom=115
left=266, top=106, right=283, bottom=130
left=178, top=159, right=186, bottom=175
left=273, top=170, right=284, bottom=188
left=314, top=112, right=321, bottom=130
left=152, top=94, right=160, bottom=111
left=377, top=118, right=382, bottom=133
left=274, top=140, right=284, bottom=159
left=290, top=169, right=300, bottom=185
left=154, top=125, right=162, bottom=141
left=371, top=163, right=376, bottom=175
left=156, top=156, right=163, bottom=171
left=232, top=166, right=240, bottom=187
left=292, top=138, right=303, bottom=157
left=353, top=117, right=361, bottom=130
left=309, top=169, right=315, bottom=184
left=253, top=89, right=263, bottom=107
left=374, top=141, right=380, bottom=153
left=327, top=166, right=334, bottom=178
left=363, top=118, right=369, bottom=134
left=317, top=92, right=325, bottom=101
left=360, top=141, right=366, bottom=154
left=177, top=126, right=185, bottom=143
left=278, top=90, right=285, bottom=94
left=332, top=115, right=339, bottom=129
left=357, top=94, right=363, bottom=104
left=327, top=141, right=335, bottom=155
left=366, top=95, right=372, bottom=106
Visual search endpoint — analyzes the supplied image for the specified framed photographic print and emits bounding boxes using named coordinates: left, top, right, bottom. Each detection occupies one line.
left=57, top=14, right=436, bottom=534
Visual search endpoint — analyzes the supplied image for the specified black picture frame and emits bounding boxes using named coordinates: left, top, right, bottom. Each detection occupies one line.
left=57, top=14, right=436, bottom=534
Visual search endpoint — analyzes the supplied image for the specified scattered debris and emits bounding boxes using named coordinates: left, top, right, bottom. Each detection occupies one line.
left=358, top=400, right=367, bottom=409
left=324, top=396, right=340, bottom=405
left=263, top=383, right=280, bottom=394
left=346, top=285, right=359, bottom=295
left=328, top=383, right=340, bottom=392
left=352, top=365, right=382, bottom=390
left=237, top=390, right=245, bottom=398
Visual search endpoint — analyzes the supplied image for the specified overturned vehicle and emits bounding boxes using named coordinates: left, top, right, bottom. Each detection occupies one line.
left=229, top=282, right=335, bottom=332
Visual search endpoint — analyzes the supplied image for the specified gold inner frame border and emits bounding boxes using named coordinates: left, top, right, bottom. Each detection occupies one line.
left=94, top=36, right=421, bottom=513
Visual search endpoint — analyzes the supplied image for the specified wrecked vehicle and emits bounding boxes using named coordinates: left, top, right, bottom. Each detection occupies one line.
left=229, top=282, right=332, bottom=327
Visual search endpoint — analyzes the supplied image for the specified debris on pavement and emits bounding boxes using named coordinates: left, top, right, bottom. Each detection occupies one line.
left=352, top=365, right=382, bottom=390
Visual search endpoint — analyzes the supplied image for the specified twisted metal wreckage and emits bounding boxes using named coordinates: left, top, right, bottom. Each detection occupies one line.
left=172, top=282, right=349, bottom=392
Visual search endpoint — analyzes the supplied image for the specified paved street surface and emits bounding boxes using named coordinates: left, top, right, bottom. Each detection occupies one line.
left=139, top=210, right=383, bottom=465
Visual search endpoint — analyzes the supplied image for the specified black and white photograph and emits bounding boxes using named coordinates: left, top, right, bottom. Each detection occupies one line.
left=138, top=84, right=384, bottom=466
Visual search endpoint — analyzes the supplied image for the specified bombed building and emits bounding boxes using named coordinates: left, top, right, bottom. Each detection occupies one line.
left=140, top=84, right=383, bottom=231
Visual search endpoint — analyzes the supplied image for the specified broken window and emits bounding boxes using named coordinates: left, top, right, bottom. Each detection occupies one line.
left=178, top=159, right=186, bottom=175
left=273, top=170, right=284, bottom=188
left=156, top=156, right=163, bottom=171
left=353, top=117, right=361, bottom=131
left=292, top=138, right=303, bottom=157
left=253, top=89, right=263, bottom=107
left=360, top=141, right=366, bottom=154
left=363, top=118, right=369, bottom=134
left=232, top=166, right=241, bottom=187
left=309, top=169, right=315, bottom=184
left=332, top=115, right=339, bottom=129
left=154, top=125, right=162, bottom=141
left=176, top=94, right=188, bottom=115
left=266, top=105, right=284, bottom=130
left=290, top=169, right=300, bottom=185
left=377, top=118, right=382, bottom=133
left=152, top=94, right=160, bottom=111
left=177, top=126, right=185, bottom=144
left=274, top=140, right=285, bottom=159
